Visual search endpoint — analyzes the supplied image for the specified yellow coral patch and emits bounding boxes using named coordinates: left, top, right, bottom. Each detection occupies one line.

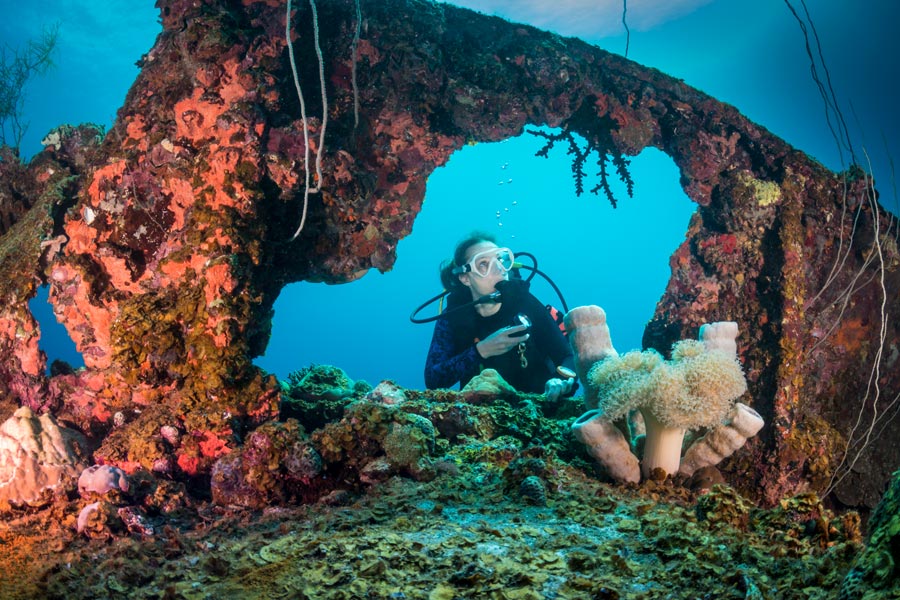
left=740, top=172, right=782, bottom=207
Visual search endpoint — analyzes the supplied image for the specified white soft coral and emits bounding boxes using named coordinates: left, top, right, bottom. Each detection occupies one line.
left=575, top=316, right=753, bottom=479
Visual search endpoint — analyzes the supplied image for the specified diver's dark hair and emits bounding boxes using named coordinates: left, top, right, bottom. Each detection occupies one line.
left=439, top=231, right=498, bottom=291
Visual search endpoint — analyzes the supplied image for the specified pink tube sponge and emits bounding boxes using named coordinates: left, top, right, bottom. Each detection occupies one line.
left=571, top=409, right=640, bottom=483
left=699, top=321, right=739, bottom=355
left=565, top=305, right=618, bottom=409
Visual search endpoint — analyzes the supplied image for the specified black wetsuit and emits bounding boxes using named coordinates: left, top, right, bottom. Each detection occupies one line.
left=424, top=280, right=575, bottom=393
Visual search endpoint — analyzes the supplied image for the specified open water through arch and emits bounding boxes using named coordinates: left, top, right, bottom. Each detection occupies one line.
left=255, top=129, right=696, bottom=390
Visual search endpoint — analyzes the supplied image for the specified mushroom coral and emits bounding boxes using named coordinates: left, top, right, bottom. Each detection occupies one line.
left=587, top=339, right=748, bottom=478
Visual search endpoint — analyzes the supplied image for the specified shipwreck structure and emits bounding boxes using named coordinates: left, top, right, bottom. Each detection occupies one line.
left=0, top=0, right=897, bottom=509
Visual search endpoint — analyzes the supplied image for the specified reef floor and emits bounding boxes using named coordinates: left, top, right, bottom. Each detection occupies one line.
left=0, top=442, right=862, bottom=600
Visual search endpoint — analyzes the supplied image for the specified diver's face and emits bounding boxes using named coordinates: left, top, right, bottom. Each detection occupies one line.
left=459, top=241, right=509, bottom=297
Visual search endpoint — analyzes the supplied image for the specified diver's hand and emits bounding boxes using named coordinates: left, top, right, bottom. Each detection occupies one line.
left=475, top=325, right=530, bottom=359
left=543, top=377, right=574, bottom=401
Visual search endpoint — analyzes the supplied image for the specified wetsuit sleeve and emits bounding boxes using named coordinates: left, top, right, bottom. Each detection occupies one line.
left=424, top=317, right=481, bottom=389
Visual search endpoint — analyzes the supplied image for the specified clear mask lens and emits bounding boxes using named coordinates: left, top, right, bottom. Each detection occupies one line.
left=467, top=247, right=514, bottom=277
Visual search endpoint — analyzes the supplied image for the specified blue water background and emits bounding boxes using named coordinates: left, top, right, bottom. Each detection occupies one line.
left=5, top=0, right=898, bottom=389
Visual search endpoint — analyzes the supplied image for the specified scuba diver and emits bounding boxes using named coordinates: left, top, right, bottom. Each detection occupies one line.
left=415, top=232, right=577, bottom=400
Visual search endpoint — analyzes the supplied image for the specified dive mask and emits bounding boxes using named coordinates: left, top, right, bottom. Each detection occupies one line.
left=453, top=247, right=515, bottom=278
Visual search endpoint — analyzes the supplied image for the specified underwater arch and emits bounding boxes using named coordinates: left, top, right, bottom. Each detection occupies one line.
left=255, top=131, right=696, bottom=388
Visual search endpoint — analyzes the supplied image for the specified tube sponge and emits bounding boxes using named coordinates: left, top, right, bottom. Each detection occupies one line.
left=699, top=321, right=739, bottom=355
left=565, top=305, right=618, bottom=409
left=679, top=403, right=765, bottom=477
left=571, top=409, right=640, bottom=483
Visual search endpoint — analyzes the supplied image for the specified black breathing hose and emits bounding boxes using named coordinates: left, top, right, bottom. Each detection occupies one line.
left=408, top=250, right=569, bottom=324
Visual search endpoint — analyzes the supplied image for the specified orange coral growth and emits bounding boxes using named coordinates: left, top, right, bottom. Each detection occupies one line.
left=15, top=330, right=42, bottom=378
left=49, top=264, right=116, bottom=370
left=0, top=314, right=43, bottom=377
left=97, top=253, right=143, bottom=293
left=204, top=262, right=238, bottom=304
left=177, top=453, right=201, bottom=476
left=159, top=253, right=207, bottom=283
left=830, top=316, right=869, bottom=353
left=129, top=381, right=177, bottom=407
left=162, top=177, right=195, bottom=230
left=203, top=144, right=254, bottom=211
left=199, top=431, right=232, bottom=459
left=125, top=114, right=149, bottom=150
left=86, top=160, right=128, bottom=203
left=175, top=60, right=252, bottom=143
left=174, top=91, right=228, bottom=142
left=0, top=315, right=17, bottom=339
left=109, top=459, right=145, bottom=475
left=63, top=218, right=99, bottom=254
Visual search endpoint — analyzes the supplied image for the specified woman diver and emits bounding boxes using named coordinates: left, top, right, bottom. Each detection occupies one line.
left=423, top=232, right=577, bottom=400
